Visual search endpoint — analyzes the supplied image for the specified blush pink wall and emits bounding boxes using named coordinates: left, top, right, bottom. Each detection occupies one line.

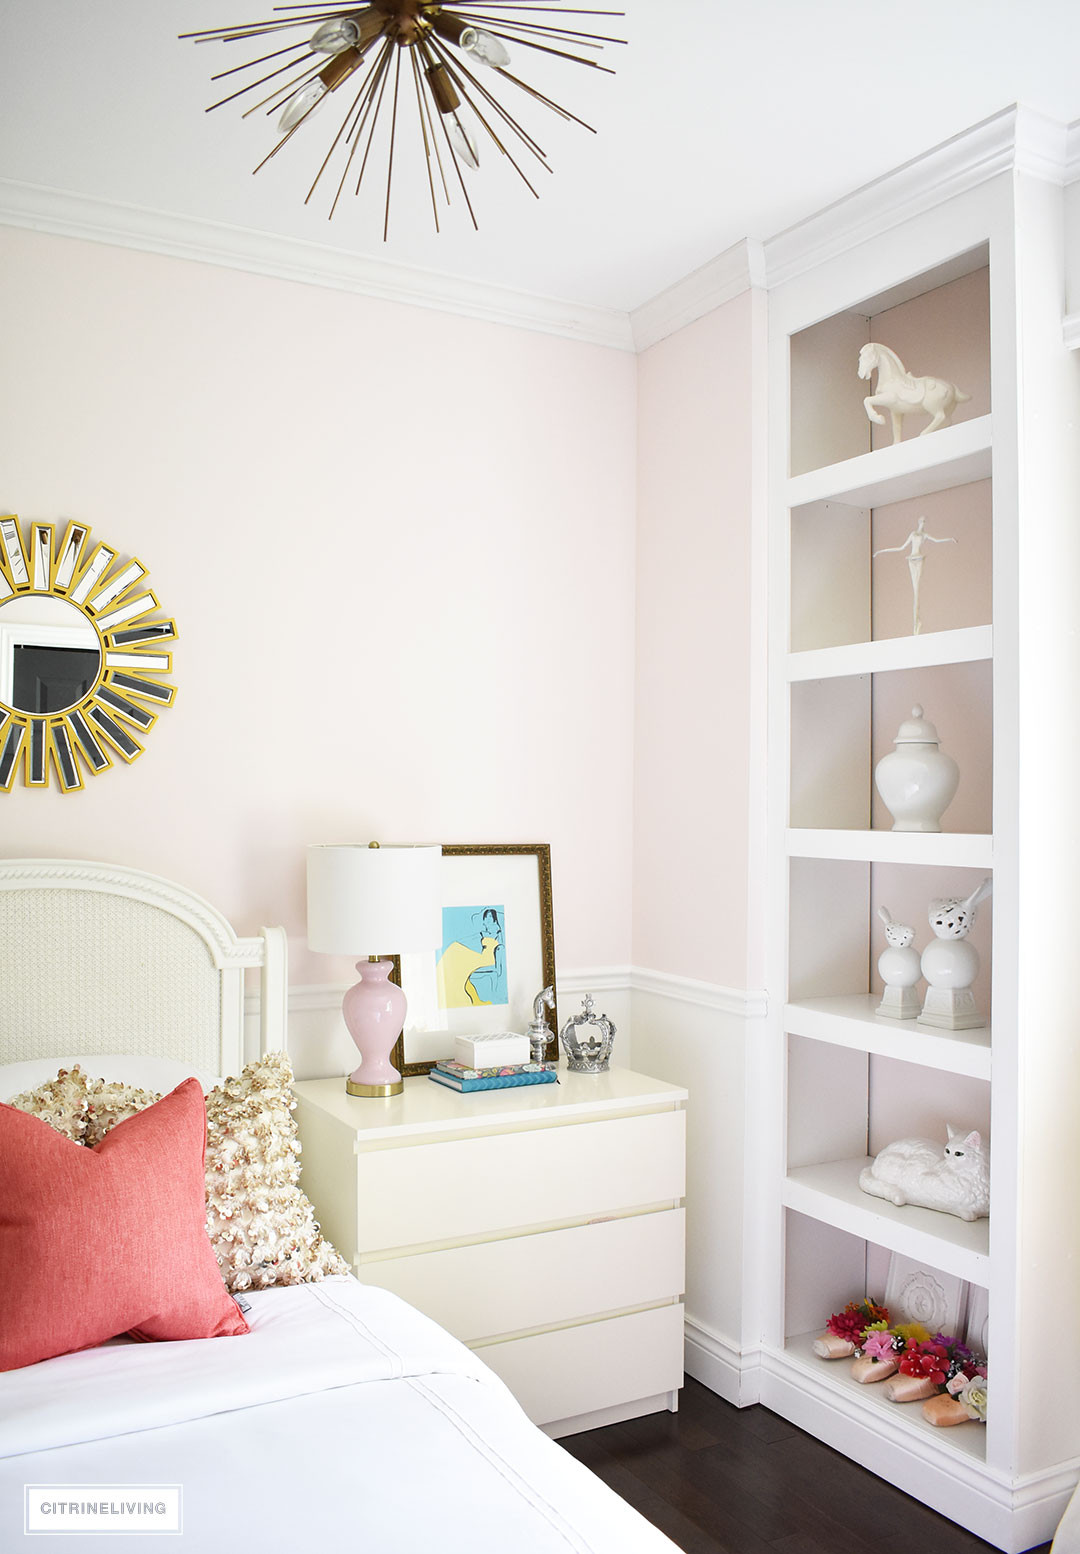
left=633, top=290, right=763, bottom=987
left=0, top=227, right=637, bottom=986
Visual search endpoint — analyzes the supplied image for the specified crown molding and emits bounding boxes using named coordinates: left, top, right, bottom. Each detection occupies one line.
left=1066, top=119, right=1080, bottom=184
left=764, top=104, right=1070, bottom=292
left=629, top=240, right=766, bottom=352
left=0, top=178, right=635, bottom=352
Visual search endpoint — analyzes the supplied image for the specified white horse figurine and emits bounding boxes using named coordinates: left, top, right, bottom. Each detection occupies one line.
left=858, top=342, right=970, bottom=443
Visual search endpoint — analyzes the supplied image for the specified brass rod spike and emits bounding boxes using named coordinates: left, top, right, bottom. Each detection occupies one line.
left=248, top=66, right=323, bottom=117
left=210, top=41, right=309, bottom=83
left=209, top=51, right=319, bottom=113
left=353, top=42, right=395, bottom=199
left=427, top=35, right=546, bottom=177
left=485, top=32, right=616, bottom=72
left=495, top=64, right=597, bottom=131
left=417, top=51, right=452, bottom=204
left=305, top=69, right=371, bottom=203
left=410, top=46, right=442, bottom=228
left=383, top=44, right=403, bottom=242
left=453, top=11, right=623, bottom=45
left=252, top=116, right=307, bottom=173
left=447, top=6, right=624, bottom=14
left=427, top=32, right=547, bottom=154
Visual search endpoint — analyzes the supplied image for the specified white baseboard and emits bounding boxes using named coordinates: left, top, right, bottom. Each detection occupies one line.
left=758, top=1345, right=1078, bottom=1554
left=683, top=1317, right=761, bottom=1408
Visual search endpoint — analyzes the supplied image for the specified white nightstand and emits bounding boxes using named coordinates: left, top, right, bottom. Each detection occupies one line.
left=292, top=1066, right=687, bottom=1438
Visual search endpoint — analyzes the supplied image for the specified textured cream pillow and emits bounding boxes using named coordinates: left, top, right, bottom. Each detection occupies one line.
left=11, top=1054, right=347, bottom=1292
left=9, top=1066, right=97, bottom=1143
left=204, top=1052, right=348, bottom=1291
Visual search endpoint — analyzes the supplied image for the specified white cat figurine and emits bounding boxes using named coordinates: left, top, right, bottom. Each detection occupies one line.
left=859, top=1125, right=989, bottom=1222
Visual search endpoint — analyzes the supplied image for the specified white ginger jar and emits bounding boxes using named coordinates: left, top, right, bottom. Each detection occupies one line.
left=875, top=704, right=959, bottom=833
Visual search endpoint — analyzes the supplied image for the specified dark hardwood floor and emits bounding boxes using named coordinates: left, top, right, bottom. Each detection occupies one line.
left=561, top=1379, right=1054, bottom=1554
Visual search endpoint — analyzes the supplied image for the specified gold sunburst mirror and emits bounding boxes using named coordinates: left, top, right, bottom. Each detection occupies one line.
left=0, top=515, right=177, bottom=792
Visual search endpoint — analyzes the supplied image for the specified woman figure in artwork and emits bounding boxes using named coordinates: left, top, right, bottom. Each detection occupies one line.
left=873, top=515, right=956, bottom=636
left=435, top=908, right=504, bottom=1008
left=858, top=341, right=970, bottom=444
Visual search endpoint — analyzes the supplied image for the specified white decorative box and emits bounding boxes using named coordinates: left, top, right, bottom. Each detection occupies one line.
left=454, top=1032, right=531, bottom=1069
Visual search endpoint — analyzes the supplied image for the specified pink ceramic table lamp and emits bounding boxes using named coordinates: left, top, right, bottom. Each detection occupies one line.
left=307, top=842, right=442, bottom=1097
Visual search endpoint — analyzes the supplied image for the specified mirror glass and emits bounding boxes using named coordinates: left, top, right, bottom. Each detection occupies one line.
left=0, top=595, right=101, bottom=714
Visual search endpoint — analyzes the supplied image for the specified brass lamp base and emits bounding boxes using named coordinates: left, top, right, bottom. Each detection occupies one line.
left=346, top=1077, right=403, bottom=1098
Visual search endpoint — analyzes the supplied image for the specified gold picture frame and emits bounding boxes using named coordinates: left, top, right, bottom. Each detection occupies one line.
left=391, top=842, right=557, bottom=1077
left=0, top=514, right=177, bottom=791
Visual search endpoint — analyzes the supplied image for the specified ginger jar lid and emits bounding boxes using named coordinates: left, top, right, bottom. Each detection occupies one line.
left=893, top=704, right=940, bottom=745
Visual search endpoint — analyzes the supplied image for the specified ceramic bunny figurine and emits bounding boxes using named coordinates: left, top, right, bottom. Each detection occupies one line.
left=876, top=906, right=921, bottom=1019
left=920, top=877, right=992, bottom=1030
left=859, top=1125, right=990, bottom=1221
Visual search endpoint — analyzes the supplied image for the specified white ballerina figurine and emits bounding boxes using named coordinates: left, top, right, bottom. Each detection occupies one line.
left=872, top=516, right=957, bottom=636
left=858, top=342, right=971, bottom=444
left=859, top=1124, right=990, bottom=1222
left=875, top=906, right=921, bottom=1020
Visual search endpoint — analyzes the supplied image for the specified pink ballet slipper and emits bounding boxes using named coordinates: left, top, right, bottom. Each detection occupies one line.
left=811, top=1335, right=856, bottom=1359
left=884, top=1374, right=938, bottom=1402
left=923, top=1394, right=973, bottom=1427
left=851, top=1355, right=899, bottom=1384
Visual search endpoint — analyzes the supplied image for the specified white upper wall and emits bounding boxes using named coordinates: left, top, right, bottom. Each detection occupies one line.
left=0, top=225, right=638, bottom=987
left=633, top=289, right=766, bottom=988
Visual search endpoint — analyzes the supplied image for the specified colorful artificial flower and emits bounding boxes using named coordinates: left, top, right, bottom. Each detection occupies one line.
left=892, top=1321, right=932, bottom=1350
left=861, top=1329, right=898, bottom=1363
left=958, top=1376, right=988, bottom=1421
left=826, top=1299, right=890, bottom=1346
left=898, top=1341, right=951, bottom=1386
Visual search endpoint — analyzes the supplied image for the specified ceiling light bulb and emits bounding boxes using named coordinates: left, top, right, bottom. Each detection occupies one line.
left=450, top=119, right=479, bottom=169
left=310, top=17, right=361, bottom=52
left=279, top=78, right=328, bottom=132
left=459, top=27, right=511, bottom=69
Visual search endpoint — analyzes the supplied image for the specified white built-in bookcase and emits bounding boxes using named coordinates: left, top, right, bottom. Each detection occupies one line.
left=761, top=131, right=1080, bottom=1554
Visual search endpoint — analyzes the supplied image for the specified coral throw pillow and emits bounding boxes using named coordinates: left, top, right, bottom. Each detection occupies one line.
left=0, top=1078, right=249, bottom=1371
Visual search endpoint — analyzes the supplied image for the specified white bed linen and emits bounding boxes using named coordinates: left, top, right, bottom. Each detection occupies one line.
left=0, top=1276, right=680, bottom=1554
left=0, top=1055, right=220, bottom=1099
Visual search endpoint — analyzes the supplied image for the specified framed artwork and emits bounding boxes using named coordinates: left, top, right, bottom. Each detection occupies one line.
left=884, top=1253, right=968, bottom=1337
left=391, top=843, right=557, bottom=1076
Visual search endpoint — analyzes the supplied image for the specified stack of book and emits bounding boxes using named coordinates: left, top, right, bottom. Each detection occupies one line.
left=428, top=1059, right=558, bottom=1093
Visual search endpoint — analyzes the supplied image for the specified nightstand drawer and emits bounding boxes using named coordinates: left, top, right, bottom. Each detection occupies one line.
left=361, top=1207, right=685, bottom=1341
left=355, top=1108, right=685, bottom=1252
left=474, top=1304, right=685, bottom=1432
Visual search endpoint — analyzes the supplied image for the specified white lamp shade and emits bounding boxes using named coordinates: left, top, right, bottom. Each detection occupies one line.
left=307, top=844, right=443, bottom=956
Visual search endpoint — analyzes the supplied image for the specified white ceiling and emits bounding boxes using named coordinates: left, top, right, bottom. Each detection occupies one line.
left=3, top=1, right=1080, bottom=315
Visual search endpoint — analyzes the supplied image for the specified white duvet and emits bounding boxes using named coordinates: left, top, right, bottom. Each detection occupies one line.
left=0, top=1276, right=680, bottom=1553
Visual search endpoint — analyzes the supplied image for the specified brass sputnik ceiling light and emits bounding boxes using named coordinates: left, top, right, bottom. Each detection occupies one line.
left=182, top=3, right=625, bottom=238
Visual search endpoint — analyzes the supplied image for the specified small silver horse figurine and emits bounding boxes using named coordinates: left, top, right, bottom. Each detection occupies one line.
left=858, top=342, right=970, bottom=443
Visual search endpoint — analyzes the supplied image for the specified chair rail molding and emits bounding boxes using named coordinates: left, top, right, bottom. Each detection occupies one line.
left=253, top=966, right=767, bottom=1021
left=631, top=966, right=768, bottom=1019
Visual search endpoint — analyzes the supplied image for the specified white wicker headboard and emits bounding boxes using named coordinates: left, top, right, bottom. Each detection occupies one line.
left=0, top=859, right=287, bottom=1076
